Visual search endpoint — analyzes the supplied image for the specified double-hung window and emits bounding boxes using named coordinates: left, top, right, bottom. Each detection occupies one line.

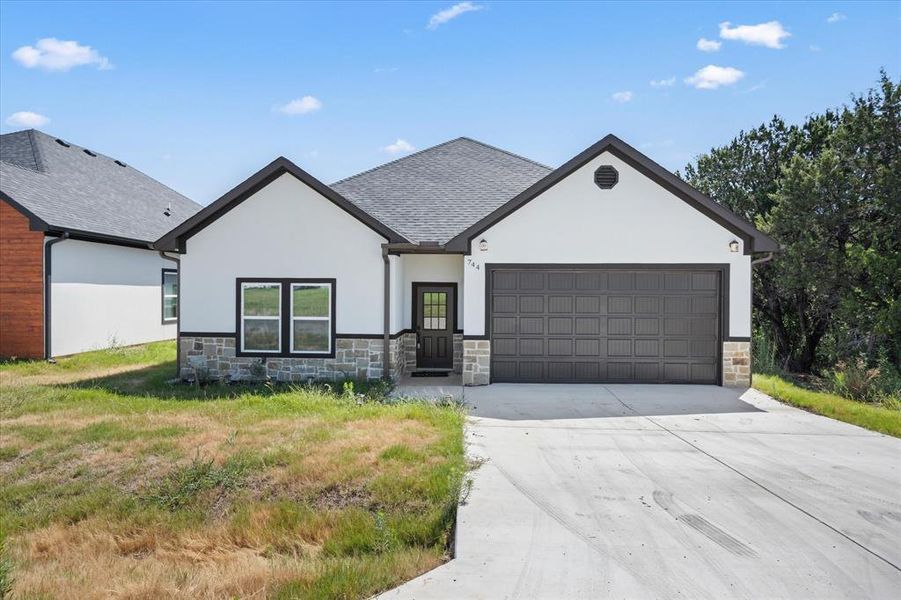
left=240, top=282, right=282, bottom=353
left=291, top=283, right=332, bottom=354
left=162, top=269, right=178, bottom=323
left=237, top=279, right=335, bottom=356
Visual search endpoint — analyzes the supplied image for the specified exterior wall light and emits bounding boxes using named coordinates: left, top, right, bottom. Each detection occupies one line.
left=729, top=240, right=740, bottom=253
left=479, top=239, right=489, bottom=252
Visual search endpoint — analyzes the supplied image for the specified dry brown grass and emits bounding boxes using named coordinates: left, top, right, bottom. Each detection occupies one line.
left=0, top=362, right=156, bottom=388
left=1, top=344, right=465, bottom=599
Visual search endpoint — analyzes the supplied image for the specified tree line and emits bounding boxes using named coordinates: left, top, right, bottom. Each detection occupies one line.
left=683, top=72, right=899, bottom=376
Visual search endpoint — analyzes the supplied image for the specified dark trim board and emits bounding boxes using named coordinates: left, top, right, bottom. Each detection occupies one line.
left=181, top=329, right=416, bottom=340
left=155, top=157, right=408, bottom=252
left=180, top=331, right=237, bottom=338
left=484, top=263, right=731, bottom=385
left=235, top=277, right=337, bottom=359
left=444, top=135, right=780, bottom=255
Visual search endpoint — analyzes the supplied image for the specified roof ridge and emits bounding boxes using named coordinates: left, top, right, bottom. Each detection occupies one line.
left=456, top=136, right=553, bottom=170
left=29, top=129, right=199, bottom=207
left=26, top=129, right=45, bottom=172
left=330, top=137, right=466, bottom=186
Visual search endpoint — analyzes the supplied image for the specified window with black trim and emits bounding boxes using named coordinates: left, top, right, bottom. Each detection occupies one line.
left=240, top=282, right=281, bottom=352
left=237, top=278, right=335, bottom=356
left=162, top=269, right=178, bottom=323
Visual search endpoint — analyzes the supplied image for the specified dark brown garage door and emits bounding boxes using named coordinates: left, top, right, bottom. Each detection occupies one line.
left=488, top=267, right=721, bottom=384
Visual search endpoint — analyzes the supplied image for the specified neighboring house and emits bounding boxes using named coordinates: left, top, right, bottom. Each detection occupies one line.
left=156, top=135, right=778, bottom=387
left=0, top=129, right=199, bottom=359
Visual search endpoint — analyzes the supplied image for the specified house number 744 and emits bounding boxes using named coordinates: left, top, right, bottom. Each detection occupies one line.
left=466, top=258, right=480, bottom=271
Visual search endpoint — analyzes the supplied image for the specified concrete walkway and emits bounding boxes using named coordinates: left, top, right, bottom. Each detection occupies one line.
left=380, top=384, right=901, bottom=599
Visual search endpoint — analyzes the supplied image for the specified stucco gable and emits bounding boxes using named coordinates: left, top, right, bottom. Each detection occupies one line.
left=155, top=157, right=407, bottom=252
left=444, top=135, right=779, bottom=255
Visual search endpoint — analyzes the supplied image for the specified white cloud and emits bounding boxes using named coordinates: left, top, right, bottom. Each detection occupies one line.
left=374, top=66, right=399, bottom=74
left=277, top=96, right=323, bottom=115
left=827, top=12, right=846, bottom=24
left=428, top=2, right=484, bottom=29
left=650, top=77, right=676, bottom=87
left=12, top=38, right=111, bottom=71
left=6, top=111, right=50, bottom=127
left=611, top=91, right=633, bottom=103
left=809, top=44, right=822, bottom=52
left=696, top=38, right=722, bottom=52
left=719, top=21, right=791, bottom=49
left=382, top=139, right=416, bottom=154
left=685, top=65, right=745, bottom=90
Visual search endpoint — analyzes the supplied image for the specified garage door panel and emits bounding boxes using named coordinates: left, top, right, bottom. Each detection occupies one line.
left=575, top=339, right=600, bottom=356
left=493, top=317, right=517, bottom=334
left=519, top=296, right=544, bottom=313
left=575, top=317, right=601, bottom=335
left=608, top=296, right=633, bottom=313
left=608, top=318, right=632, bottom=335
left=519, top=338, right=544, bottom=355
left=548, top=296, right=573, bottom=313
left=489, top=268, right=720, bottom=384
left=548, top=317, right=572, bottom=335
left=519, top=317, right=544, bottom=335
left=548, top=339, right=573, bottom=356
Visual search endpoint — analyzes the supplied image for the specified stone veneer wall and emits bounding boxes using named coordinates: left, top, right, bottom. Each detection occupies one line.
left=722, top=341, right=751, bottom=387
left=401, top=331, right=464, bottom=374
left=180, top=335, right=403, bottom=383
left=462, top=339, right=490, bottom=386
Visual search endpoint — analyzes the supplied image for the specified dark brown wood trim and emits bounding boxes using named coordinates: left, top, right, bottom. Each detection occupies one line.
left=180, top=331, right=237, bottom=338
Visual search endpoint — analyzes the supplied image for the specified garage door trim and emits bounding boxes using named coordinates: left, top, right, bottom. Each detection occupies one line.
left=484, top=263, right=733, bottom=385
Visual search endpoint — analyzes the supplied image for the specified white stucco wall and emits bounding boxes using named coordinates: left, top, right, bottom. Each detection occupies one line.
left=399, top=254, right=464, bottom=330
left=179, top=173, right=388, bottom=335
left=50, top=239, right=177, bottom=356
left=462, top=150, right=752, bottom=337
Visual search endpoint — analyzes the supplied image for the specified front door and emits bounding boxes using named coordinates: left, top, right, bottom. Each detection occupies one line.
left=415, top=283, right=455, bottom=369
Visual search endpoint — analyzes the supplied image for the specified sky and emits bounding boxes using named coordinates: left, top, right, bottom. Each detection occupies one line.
left=1, top=1, right=898, bottom=205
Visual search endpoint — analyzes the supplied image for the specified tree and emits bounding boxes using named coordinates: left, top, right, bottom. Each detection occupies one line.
left=683, top=72, right=900, bottom=372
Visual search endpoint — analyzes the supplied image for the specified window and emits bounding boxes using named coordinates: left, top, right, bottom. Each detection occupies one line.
left=422, top=292, right=447, bottom=330
left=162, top=269, right=178, bottom=323
left=240, top=282, right=281, bottom=352
left=291, top=284, right=331, bottom=353
left=237, top=278, right=335, bottom=356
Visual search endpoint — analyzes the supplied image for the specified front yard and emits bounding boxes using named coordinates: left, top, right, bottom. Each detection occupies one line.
left=0, top=342, right=465, bottom=599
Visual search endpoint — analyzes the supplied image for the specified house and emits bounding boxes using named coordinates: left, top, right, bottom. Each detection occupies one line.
left=0, top=129, right=199, bottom=358
left=155, top=135, right=778, bottom=387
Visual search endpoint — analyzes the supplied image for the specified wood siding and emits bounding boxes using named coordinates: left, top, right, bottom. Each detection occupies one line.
left=0, top=200, right=44, bottom=358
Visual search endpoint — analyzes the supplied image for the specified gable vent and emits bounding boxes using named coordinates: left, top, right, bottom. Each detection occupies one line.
left=55, top=138, right=70, bottom=147
left=83, top=149, right=97, bottom=157
left=594, top=165, right=618, bottom=189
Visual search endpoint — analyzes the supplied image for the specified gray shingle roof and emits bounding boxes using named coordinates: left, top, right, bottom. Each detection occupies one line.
left=332, top=138, right=551, bottom=244
left=1, top=129, right=199, bottom=244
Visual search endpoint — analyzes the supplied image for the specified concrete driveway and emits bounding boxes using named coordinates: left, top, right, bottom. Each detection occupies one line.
left=381, top=384, right=901, bottom=599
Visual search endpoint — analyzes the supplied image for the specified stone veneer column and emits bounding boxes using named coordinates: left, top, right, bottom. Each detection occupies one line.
left=722, top=341, right=751, bottom=387
left=462, top=339, right=490, bottom=386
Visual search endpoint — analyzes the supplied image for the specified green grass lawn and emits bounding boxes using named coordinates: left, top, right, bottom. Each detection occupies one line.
left=754, top=373, right=901, bottom=438
left=0, top=342, right=466, bottom=599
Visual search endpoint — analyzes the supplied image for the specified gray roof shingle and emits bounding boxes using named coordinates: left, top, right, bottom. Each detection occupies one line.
left=331, top=137, right=551, bottom=244
left=1, top=129, right=199, bottom=244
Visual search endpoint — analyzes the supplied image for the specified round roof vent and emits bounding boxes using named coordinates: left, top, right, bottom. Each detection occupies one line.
left=594, top=165, right=618, bottom=189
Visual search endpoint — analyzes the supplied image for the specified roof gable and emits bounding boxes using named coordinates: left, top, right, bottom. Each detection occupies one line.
left=155, top=157, right=407, bottom=252
left=0, top=129, right=199, bottom=246
left=443, top=134, right=779, bottom=254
